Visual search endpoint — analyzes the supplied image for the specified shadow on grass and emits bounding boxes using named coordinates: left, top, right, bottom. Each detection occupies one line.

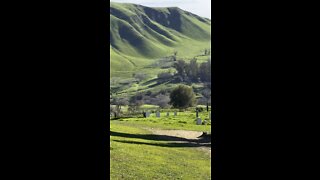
left=110, top=131, right=211, bottom=148
left=111, top=131, right=189, bottom=141
left=110, top=116, right=144, bottom=121
left=110, top=118, right=121, bottom=121
left=113, top=140, right=211, bottom=148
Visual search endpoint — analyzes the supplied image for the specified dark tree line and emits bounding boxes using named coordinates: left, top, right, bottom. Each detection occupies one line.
left=173, top=58, right=211, bottom=83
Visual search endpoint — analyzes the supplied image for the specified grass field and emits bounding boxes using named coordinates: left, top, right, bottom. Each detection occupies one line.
left=110, top=111, right=211, bottom=179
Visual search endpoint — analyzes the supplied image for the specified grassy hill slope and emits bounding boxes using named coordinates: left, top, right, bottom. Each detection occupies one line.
left=110, top=2, right=211, bottom=78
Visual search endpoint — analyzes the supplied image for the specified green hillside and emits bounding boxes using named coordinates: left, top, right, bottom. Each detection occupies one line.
left=110, top=2, right=211, bottom=78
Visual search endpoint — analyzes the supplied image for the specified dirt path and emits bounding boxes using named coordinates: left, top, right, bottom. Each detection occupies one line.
left=145, top=128, right=211, bottom=156
left=149, top=129, right=203, bottom=139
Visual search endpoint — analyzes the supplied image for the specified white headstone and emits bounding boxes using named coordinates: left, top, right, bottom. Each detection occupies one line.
left=146, top=112, right=150, bottom=117
left=174, top=111, right=177, bottom=116
left=156, top=112, right=160, bottom=117
left=196, top=118, right=202, bottom=125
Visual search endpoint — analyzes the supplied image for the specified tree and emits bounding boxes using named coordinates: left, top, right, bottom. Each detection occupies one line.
left=199, top=59, right=211, bottom=82
left=187, top=58, right=199, bottom=82
left=171, top=50, right=178, bottom=61
left=111, top=97, right=129, bottom=117
left=173, top=50, right=178, bottom=57
left=157, top=72, right=172, bottom=80
left=202, top=88, right=211, bottom=111
left=169, top=85, right=196, bottom=109
left=204, top=48, right=211, bottom=55
left=129, top=93, right=145, bottom=112
left=154, top=94, right=170, bottom=108
left=173, top=60, right=187, bottom=79
left=133, top=73, right=147, bottom=83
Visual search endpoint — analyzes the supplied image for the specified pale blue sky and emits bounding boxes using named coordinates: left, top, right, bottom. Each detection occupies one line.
left=110, top=0, right=211, bottom=19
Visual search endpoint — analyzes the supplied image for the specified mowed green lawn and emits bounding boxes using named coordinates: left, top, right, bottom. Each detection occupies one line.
left=115, top=111, right=211, bottom=132
left=110, top=111, right=211, bottom=179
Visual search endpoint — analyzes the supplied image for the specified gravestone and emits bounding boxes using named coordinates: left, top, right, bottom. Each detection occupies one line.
left=196, top=118, right=202, bottom=125
left=167, top=112, right=169, bottom=116
left=145, top=112, right=150, bottom=117
left=156, top=111, right=160, bottom=117
left=174, top=111, right=177, bottom=116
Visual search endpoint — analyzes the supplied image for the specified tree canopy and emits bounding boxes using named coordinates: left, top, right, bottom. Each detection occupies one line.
left=169, top=85, right=196, bottom=109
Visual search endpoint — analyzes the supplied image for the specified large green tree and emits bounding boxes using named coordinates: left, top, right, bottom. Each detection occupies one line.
left=169, top=85, right=196, bottom=109
left=199, top=59, right=211, bottom=82
left=187, top=58, right=199, bottom=82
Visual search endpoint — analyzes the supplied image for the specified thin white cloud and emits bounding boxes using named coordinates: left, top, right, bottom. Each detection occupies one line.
left=110, top=0, right=211, bottom=19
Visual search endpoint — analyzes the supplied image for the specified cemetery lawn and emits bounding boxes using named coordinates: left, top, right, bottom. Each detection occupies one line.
left=110, top=111, right=211, bottom=179
left=114, top=111, right=211, bottom=132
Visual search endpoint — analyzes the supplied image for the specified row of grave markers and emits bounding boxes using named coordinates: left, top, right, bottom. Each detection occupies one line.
left=145, top=111, right=177, bottom=117
left=147, top=111, right=212, bottom=125
left=110, top=111, right=212, bottom=125
left=147, top=111, right=211, bottom=118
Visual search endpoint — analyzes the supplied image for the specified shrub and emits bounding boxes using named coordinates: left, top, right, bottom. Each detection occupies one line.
left=133, top=73, right=147, bottom=83
left=169, top=85, right=197, bottom=109
left=158, top=72, right=172, bottom=79
left=196, top=106, right=204, bottom=112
